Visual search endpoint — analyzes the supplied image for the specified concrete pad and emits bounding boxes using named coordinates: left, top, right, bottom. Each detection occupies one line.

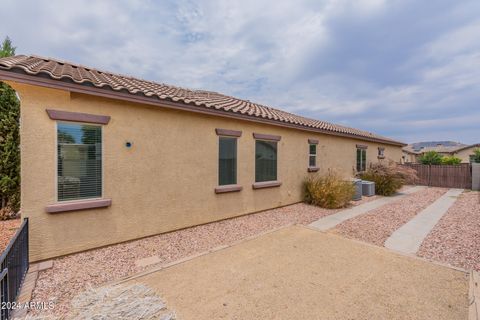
left=127, top=226, right=468, bottom=320
left=309, top=185, right=426, bottom=231
left=11, top=271, right=38, bottom=319
left=385, top=188, right=463, bottom=254
left=37, top=259, right=53, bottom=271
left=469, top=271, right=480, bottom=320
left=135, top=255, right=162, bottom=268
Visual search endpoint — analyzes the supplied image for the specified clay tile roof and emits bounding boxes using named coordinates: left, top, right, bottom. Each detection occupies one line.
left=0, top=55, right=405, bottom=146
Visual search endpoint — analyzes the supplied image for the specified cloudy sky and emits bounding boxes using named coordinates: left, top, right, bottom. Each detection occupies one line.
left=1, top=0, right=479, bottom=144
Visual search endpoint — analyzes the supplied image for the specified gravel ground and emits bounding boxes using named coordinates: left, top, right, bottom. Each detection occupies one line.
left=418, top=191, right=480, bottom=271
left=30, top=197, right=379, bottom=317
left=333, top=187, right=449, bottom=246
left=0, top=218, right=21, bottom=252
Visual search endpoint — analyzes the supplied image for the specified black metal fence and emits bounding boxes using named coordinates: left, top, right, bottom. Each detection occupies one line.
left=0, top=218, right=29, bottom=320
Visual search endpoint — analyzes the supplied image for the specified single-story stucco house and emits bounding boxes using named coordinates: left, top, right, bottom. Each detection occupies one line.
left=0, top=55, right=405, bottom=261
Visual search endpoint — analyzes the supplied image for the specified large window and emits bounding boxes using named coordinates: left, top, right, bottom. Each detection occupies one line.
left=57, top=122, right=102, bottom=201
left=356, top=147, right=367, bottom=172
left=219, top=137, right=237, bottom=185
left=255, top=140, right=277, bottom=182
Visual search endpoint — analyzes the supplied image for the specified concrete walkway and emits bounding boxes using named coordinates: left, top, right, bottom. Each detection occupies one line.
left=309, top=186, right=426, bottom=231
left=385, top=188, right=463, bottom=255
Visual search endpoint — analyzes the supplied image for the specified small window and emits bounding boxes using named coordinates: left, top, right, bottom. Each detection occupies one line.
left=255, top=140, right=277, bottom=182
left=57, top=122, right=102, bottom=201
left=356, top=148, right=367, bottom=172
left=309, top=144, right=317, bottom=167
left=378, top=147, right=385, bottom=158
left=219, top=137, right=237, bottom=185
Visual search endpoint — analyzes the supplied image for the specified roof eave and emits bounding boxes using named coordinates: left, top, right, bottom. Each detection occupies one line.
left=0, top=69, right=406, bottom=147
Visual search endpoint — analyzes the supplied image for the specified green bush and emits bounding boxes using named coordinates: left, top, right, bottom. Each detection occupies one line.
left=441, top=155, right=462, bottom=165
left=359, top=162, right=417, bottom=196
left=303, top=171, right=355, bottom=209
left=472, top=148, right=480, bottom=163
left=419, top=151, right=443, bottom=165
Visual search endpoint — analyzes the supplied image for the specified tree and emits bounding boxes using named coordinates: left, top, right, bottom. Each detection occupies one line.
left=419, top=151, right=443, bottom=165
left=0, top=36, right=16, bottom=58
left=440, top=155, right=462, bottom=165
left=472, top=148, right=480, bottom=163
left=0, top=36, right=20, bottom=217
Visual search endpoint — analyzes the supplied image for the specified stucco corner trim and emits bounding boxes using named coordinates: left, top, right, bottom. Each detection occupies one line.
left=307, top=167, right=320, bottom=172
left=253, top=133, right=281, bottom=141
left=308, top=139, right=319, bottom=144
left=46, top=198, right=112, bottom=213
left=215, top=185, right=243, bottom=194
left=46, top=109, right=111, bottom=125
left=215, top=128, right=242, bottom=137
left=356, top=144, right=368, bottom=149
left=252, top=181, right=282, bottom=189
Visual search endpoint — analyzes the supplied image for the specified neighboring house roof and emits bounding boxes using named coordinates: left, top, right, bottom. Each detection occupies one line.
left=422, top=146, right=460, bottom=153
left=402, top=148, right=421, bottom=155
left=0, top=55, right=405, bottom=146
left=403, top=143, right=480, bottom=155
left=453, top=143, right=480, bottom=153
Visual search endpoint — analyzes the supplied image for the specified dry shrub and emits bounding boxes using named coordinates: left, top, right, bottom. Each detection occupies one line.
left=395, top=164, right=418, bottom=185
left=359, top=162, right=418, bottom=196
left=0, top=206, right=16, bottom=220
left=303, top=170, right=355, bottom=209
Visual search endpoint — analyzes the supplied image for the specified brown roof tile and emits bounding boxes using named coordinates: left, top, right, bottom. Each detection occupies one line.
left=0, top=55, right=405, bottom=146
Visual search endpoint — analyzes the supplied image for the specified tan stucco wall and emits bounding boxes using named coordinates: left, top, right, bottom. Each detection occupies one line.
left=402, top=151, right=419, bottom=163
left=11, top=83, right=403, bottom=261
left=454, top=147, right=478, bottom=163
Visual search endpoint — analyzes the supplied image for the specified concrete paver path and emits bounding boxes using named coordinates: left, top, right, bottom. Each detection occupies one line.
left=309, top=186, right=426, bottom=231
left=385, top=188, right=463, bottom=254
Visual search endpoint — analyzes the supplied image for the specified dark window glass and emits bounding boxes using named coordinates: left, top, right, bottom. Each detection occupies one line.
left=57, top=123, right=102, bottom=201
left=356, top=148, right=366, bottom=171
left=255, top=140, right=277, bottom=182
left=309, top=144, right=317, bottom=167
left=219, top=137, right=237, bottom=185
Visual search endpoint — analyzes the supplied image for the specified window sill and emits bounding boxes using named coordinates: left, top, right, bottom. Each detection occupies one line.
left=46, top=198, right=112, bottom=213
left=215, top=185, right=243, bottom=194
left=308, top=167, right=320, bottom=172
left=378, top=156, right=385, bottom=159
left=252, top=181, right=282, bottom=189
